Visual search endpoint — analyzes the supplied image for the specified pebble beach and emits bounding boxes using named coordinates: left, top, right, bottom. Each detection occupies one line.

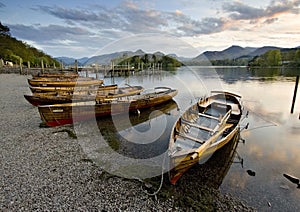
left=0, top=73, right=256, bottom=211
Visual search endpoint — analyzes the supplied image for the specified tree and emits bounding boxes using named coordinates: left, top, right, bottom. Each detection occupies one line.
left=152, top=54, right=157, bottom=63
left=266, top=50, right=281, bottom=66
left=295, top=49, right=300, bottom=64
left=141, top=54, right=149, bottom=64
left=0, top=22, right=10, bottom=36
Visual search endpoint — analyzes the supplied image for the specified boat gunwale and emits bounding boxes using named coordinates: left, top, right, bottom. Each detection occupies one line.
left=38, top=88, right=178, bottom=108
left=168, top=91, right=243, bottom=185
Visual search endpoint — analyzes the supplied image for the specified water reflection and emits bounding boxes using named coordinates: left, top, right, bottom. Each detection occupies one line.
left=82, top=66, right=300, bottom=210
left=148, top=132, right=244, bottom=210
left=213, top=67, right=300, bottom=83
left=96, top=100, right=179, bottom=159
left=174, top=132, right=242, bottom=189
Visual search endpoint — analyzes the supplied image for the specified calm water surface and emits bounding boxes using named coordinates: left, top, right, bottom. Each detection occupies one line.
left=89, top=67, right=300, bottom=210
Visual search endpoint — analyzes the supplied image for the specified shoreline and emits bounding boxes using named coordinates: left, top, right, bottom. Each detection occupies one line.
left=0, top=73, right=256, bottom=211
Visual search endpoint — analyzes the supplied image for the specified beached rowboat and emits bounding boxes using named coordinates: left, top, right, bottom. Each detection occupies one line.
left=24, top=85, right=144, bottom=106
left=38, top=87, right=178, bottom=127
left=32, top=72, right=79, bottom=78
left=27, top=78, right=103, bottom=87
left=29, top=84, right=117, bottom=93
left=168, top=91, right=243, bottom=185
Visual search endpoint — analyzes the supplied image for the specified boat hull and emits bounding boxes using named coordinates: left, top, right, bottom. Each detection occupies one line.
left=28, top=78, right=103, bottom=87
left=169, top=127, right=239, bottom=185
left=168, top=91, right=243, bottom=185
left=25, top=86, right=144, bottom=106
left=30, top=84, right=117, bottom=93
left=38, top=88, right=178, bottom=127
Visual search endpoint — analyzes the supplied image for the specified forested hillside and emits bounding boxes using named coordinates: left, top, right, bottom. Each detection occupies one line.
left=0, top=22, right=59, bottom=67
left=117, top=53, right=182, bottom=70
left=248, top=49, right=300, bottom=67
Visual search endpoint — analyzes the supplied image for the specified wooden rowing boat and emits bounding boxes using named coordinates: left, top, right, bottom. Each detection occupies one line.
left=171, top=131, right=241, bottom=191
left=32, top=72, right=79, bottom=78
left=27, top=78, right=103, bottom=87
left=29, top=84, right=117, bottom=93
left=38, top=87, right=178, bottom=127
left=30, top=77, right=95, bottom=82
left=168, top=91, right=242, bottom=185
left=24, top=85, right=144, bottom=106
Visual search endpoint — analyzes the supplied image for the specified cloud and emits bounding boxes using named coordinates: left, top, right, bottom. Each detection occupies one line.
left=33, top=2, right=224, bottom=36
left=222, top=0, right=300, bottom=23
left=266, top=0, right=300, bottom=15
left=35, top=5, right=113, bottom=26
left=263, top=17, right=278, bottom=24
left=222, top=1, right=265, bottom=20
left=176, top=17, right=225, bottom=35
left=175, top=9, right=183, bottom=15
left=0, top=2, right=5, bottom=8
left=9, top=23, right=112, bottom=57
left=7, top=0, right=300, bottom=58
left=10, top=24, right=92, bottom=42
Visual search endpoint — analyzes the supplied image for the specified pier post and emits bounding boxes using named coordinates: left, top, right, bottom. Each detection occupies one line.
left=19, top=58, right=23, bottom=75
left=96, top=64, right=99, bottom=79
left=291, top=75, right=299, bottom=114
left=41, top=59, right=44, bottom=74
left=75, top=59, right=78, bottom=73
left=27, top=61, right=30, bottom=75
left=0, top=59, right=3, bottom=68
left=60, top=61, right=63, bottom=71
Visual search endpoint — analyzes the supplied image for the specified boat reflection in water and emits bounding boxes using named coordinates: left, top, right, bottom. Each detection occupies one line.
left=143, top=131, right=243, bottom=210
left=174, top=131, right=242, bottom=189
left=96, top=100, right=179, bottom=159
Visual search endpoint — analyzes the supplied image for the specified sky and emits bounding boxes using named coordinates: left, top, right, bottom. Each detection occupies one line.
left=1, top=0, right=300, bottom=58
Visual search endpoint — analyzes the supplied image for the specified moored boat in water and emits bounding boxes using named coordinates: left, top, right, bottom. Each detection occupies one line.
left=32, top=72, right=79, bottom=78
left=24, top=85, right=144, bottom=106
left=38, top=87, right=178, bottom=127
left=168, top=91, right=243, bottom=185
left=27, top=78, right=103, bottom=87
left=29, top=84, right=117, bottom=93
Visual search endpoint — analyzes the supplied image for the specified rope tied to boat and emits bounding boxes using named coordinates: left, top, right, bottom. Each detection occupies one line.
left=142, top=152, right=167, bottom=198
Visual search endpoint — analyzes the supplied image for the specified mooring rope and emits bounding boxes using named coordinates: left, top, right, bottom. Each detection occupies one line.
left=143, top=152, right=167, bottom=197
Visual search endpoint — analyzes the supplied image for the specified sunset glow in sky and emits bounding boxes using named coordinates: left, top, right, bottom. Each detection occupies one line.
left=1, top=0, right=300, bottom=58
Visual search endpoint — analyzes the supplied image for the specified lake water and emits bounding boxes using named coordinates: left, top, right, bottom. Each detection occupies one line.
left=84, top=66, right=300, bottom=210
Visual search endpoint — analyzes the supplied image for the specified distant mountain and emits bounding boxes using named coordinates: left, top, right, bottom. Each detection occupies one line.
left=247, top=46, right=281, bottom=57
left=167, top=53, right=191, bottom=62
left=190, top=45, right=290, bottom=63
left=55, top=57, right=76, bottom=65
left=84, top=49, right=146, bottom=65
left=193, top=45, right=257, bottom=61
left=153, top=51, right=164, bottom=57
left=78, top=57, right=89, bottom=65
left=55, top=57, right=89, bottom=66
left=55, top=45, right=300, bottom=67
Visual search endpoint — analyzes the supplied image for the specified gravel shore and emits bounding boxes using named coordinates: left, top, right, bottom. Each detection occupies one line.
left=0, top=73, right=256, bottom=211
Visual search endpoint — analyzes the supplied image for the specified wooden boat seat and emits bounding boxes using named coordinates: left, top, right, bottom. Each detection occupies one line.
left=189, top=109, right=222, bottom=122
left=175, top=129, right=205, bottom=144
left=198, top=112, right=220, bottom=121
left=181, top=118, right=214, bottom=132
